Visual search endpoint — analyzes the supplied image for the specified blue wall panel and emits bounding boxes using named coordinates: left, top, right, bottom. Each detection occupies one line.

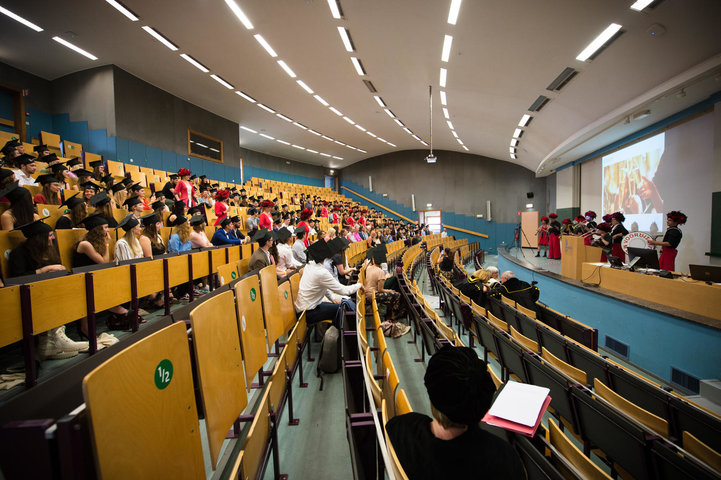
left=497, top=255, right=721, bottom=382
left=115, top=137, right=129, bottom=163
left=27, top=109, right=53, bottom=142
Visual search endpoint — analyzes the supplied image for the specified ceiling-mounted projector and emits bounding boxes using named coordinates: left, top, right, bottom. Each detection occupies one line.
left=426, top=154, right=437, bottom=163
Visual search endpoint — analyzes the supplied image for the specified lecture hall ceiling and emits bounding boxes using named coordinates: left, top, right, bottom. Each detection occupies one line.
left=0, top=0, right=720, bottom=175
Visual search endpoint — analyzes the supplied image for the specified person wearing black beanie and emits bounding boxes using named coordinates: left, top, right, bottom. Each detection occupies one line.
left=386, top=346, right=524, bottom=479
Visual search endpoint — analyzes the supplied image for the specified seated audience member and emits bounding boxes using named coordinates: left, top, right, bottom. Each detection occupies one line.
left=166, top=200, right=186, bottom=226
left=245, top=208, right=259, bottom=236
left=114, top=215, right=143, bottom=261
left=91, top=191, right=119, bottom=228
left=1, top=182, right=38, bottom=230
left=75, top=214, right=138, bottom=329
left=438, top=248, right=456, bottom=281
left=364, top=247, right=408, bottom=335
left=292, top=227, right=307, bottom=264
left=161, top=173, right=179, bottom=206
left=386, top=346, right=524, bottom=480
left=111, top=182, right=127, bottom=208
left=33, top=174, right=62, bottom=205
left=8, top=219, right=65, bottom=278
left=123, top=197, right=144, bottom=220
left=80, top=181, right=100, bottom=207
left=323, top=227, right=336, bottom=242
left=327, top=237, right=355, bottom=285
left=189, top=216, right=211, bottom=248
left=54, top=193, right=86, bottom=230
left=168, top=216, right=192, bottom=253
left=491, top=270, right=539, bottom=311
left=229, top=215, right=247, bottom=242
left=211, top=217, right=243, bottom=246
left=138, top=213, right=166, bottom=258
left=454, top=269, right=489, bottom=307
left=13, top=154, right=37, bottom=186
left=294, top=239, right=363, bottom=329
left=275, top=228, right=301, bottom=277
left=485, top=266, right=500, bottom=286
left=248, top=228, right=274, bottom=271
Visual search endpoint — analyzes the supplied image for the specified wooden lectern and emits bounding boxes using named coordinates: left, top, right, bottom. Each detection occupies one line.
left=560, top=235, right=603, bottom=280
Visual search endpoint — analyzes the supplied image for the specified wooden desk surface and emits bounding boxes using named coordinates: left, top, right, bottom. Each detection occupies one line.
left=581, top=263, right=721, bottom=323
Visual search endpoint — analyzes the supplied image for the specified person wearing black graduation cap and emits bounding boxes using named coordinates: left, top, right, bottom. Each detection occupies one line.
left=13, top=154, right=37, bottom=186
left=189, top=215, right=211, bottom=248
left=211, top=217, right=244, bottom=246
left=292, top=226, right=307, bottom=264
left=114, top=215, right=143, bottom=261
left=168, top=216, right=192, bottom=254
left=123, top=196, right=145, bottom=220
left=294, top=239, right=363, bottom=328
left=74, top=214, right=111, bottom=268
left=386, top=346, right=523, bottom=480
left=166, top=200, right=186, bottom=226
left=91, top=191, right=119, bottom=228
left=34, top=174, right=63, bottom=205
left=248, top=228, right=274, bottom=271
left=1, top=182, right=38, bottom=230
left=275, top=227, right=301, bottom=276
left=363, top=246, right=407, bottom=329
left=1, top=139, right=21, bottom=167
left=228, top=215, right=247, bottom=242
left=326, top=237, right=355, bottom=285
left=55, top=193, right=87, bottom=230
left=8, top=219, right=65, bottom=278
left=81, top=181, right=100, bottom=207
left=138, top=213, right=166, bottom=258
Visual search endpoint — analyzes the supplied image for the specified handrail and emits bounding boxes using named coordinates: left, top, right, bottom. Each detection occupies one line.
left=340, top=186, right=418, bottom=224
left=442, top=224, right=489, bottom=239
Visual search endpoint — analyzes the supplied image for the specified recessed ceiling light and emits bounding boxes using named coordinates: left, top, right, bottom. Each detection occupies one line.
left=509, top=147, right=516, bottom=153
left=456, top=138, right=464, bottom=145
left=235, top=91, right=256, bottom=103
left=224, top=0, right=254, bottom=29
left=105, top=0, right=138, bottom=21
left=329, top=107, right=343, bottom=116
left=350, top=57, right=366, bottom=76
left=180, top=53, right=209, bottom=72
left=240, top=126, right=257, bottom=133
left=452, top=131, right=459, bottom=138
left=332, top=156, right=343, bottom=160
left=439, top=91, right=447, bottom=106
left=276, top=113, right=293, bottom=122
left=462, top=145, right=469, bottom=151
left=448, top=0, right=462, bottom=25
left=52, top=37, right=98, bottom=60
left=342, top=116, right=355, bottom=125
left=387, top=142, right=397, bottom=148
left=439, top=68, right=447, bottom=87
left=0, top=6, right=42, bottom=31
left=320, top=152, right=331, bottom=157
left=293, top=122, right=308, bottom=129
left=518, top=114, right=532, bottom=127
left=510, top=138, right=518, bottom=147
left=334, top=140, right=346, bottom=146
left=346, top=145, right=357, bottom=150
left=142, top=26, right=178, bottom=51
left=510, top=153, right=517, bottom=160
left=443, top=108, right=450, bottom=119
left=513, top=128, right=523, bottom=138
left=259, top=133, right=275, bottom=140
left=384, top=109, right=395, bottom=118
left=321, top=135, right=333, bottom=141
left=377, top=138, right=387, bottom=144
left=314, top=95, right=329, bottom=106
left=630, top=0, right=655, bottom=11
left=366, top=131, right=377, bottom=138
left=419, top=140, right=429, bottom=147
left=257, top=103, right=276, bottom=114
left=308, top=129, right=322, bottom=136
left=355, top=124, right=367, bottom=132
left=394, top=119, right=404, bottom=127
left=337, top=27, right=354, bottom=52
left=358, top=149, right=367, bottom=153
left=446, top=120, right=454, bottom=130
left=277, top=60, right=296, bottom=78
left=327, top=0, right=342, bottom=19
left=403, top=127, right=412, bottom=135
left=373, top=96, right=386, bottom=107
left=210, top=74, right=234, bottom=89
left=254, top=34, right=278, bottom=57
left=441, top=35, right=453, bottom=62
left=411, top=134, right=421, bottom=142
left=296, top=80, right=314, bottom=94
left=306, top=149, right=318, bottom=154
left=292, top=144, right=305, bottom=150
left=277, top=139, right=291, bottom=145
left=576, top=23, right=622, bottom=61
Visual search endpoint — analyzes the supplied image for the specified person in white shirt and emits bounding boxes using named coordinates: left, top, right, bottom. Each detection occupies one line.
left=294, top=239, right=363, bottom=328
left=308, top=219, right=317, bottom=236
left=13, top=154, right=37, bottom=187
left=292, top=227, right=307, bottom=264
left=441, top=228, right=448, bottom=238
left=275, top=228, right=301, bottom=276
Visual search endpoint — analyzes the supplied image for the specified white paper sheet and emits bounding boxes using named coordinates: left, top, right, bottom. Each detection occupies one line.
left=486, top=381, right=550, bottom=427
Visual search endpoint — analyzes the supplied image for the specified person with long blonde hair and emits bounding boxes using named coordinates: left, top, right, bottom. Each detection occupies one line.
left=114, top=215, right=143, bottom=261
left=324, top=227, right=336, bottom=242
left=168, top=216, right=191, bottom=253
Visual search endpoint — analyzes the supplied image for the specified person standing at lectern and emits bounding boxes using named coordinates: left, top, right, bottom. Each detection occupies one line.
left=649, top=211, right=686, bottom=272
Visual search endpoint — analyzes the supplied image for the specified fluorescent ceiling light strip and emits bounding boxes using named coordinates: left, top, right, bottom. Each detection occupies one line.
left=457, top=138, right=464, bottom=145
left=439, top=68, right=447, bottom=88
left=446, top=120, right=454, bottom=130
left=576, top=23, right=622, bottom=61
left=254, top=34, right=278, bottom=57
left=224, top=0, right=253, bottom=29
left=240, top=126, right=257, bottom=133
left=510, top=153, right=517, bottom=159
left=235, top=91, right=256, bottom=103
left=321, top=135, right=333, bottom=141
left=180, top=53, right=209, bottom=72
left=209, top=148, right=220, bottom=152
left=308, top=129, right=321, bottom=136
left=105, top=0, right=138, bottom=21
left=439, top=91, right=447, bottom=106
left=260, top=133, right=275, bottom=140
left=448, top=0, right=462, bottom=25
left=462, top=145, right=469, bottom=151
left=443, top=108, right=450, bottom=119
left=411, top=134, right=421, bottom=141
left=320, top=152, right=331, bottom=157
left=196, top=143, right=208, bottom=148
left=307, top=149, right=319, bottom=153
left=350, top=57, right=365, bottom=76
left=346, top=145, right=356, bottom=150
left=394, top=119, right=404, bottom=127
left=510, top=138, right=518, bottom=147
left=332, top=156, right=343, bottom=160
left=0, top=6, right=43, bottom=31
left=277, top=139, right=290, bottom=145
left=452, top=131, right=459, bottom=138
left=337, top=27, right=354, bottom=52
left=630, top=0, right=655, bottom=11
left=419, top=140, right=429, bottom=146
left=342, top=116, right=355, bottom=125
left=327, top=0, right=341, bottom=19
left=402, top=127, right=412, bottom=135
left=373, top=96, right=386, bottom=107
left=513, top=128, right=522, bottom=138
left=257, top=103, right=276, bottom=113
left=52, top=37, right=98, bottom=60
left=355, top=125, right=367, bottom=132
left=334, top=140, right=346, bottom=146
left=358, top=149, right=367, bottom=153
left=210, top=74, right=234, bottom=89
left=387, top=142, right=397, bottom=148
left=518, top=114, right=531, bottom=127
left=277, top=60, right=296, bottom=78
left=293, top=122, right=308, bottom=129
left=441, top=35, right=453, bottom=62
left=296, top=80, right=314, bottom=94
left=292, top=144, right=305, bottom=150
left=377, top=138, right=387, bottom=143
left=142, top=26, right=178, bottom=51
left=276, top=113, right=293, bottom=122
left=384, top=109, right=395, bottom=118
left=329, top=107, right=343, bottom=116
left=509, top=147, right=516, bottom=153
left=314, top=95, right=329, bottom=106
left=366, top=131, right=377, bottom=138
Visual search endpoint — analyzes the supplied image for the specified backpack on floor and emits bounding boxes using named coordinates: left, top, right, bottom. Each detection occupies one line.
left=316, top=325, right=341, bottom=390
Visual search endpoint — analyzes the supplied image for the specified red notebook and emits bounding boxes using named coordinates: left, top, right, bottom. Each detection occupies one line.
left=481, top=380, right=551, bottom=437
left=482, top=395, right=551, bottom=437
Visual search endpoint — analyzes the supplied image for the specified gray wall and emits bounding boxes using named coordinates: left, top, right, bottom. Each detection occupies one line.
left=240, top=146, right=326, bottom=178
left=340, top=149, right=547, bottom=224
left=52, top=65, right=116, bottom=136
left=0, top=61, right=52, bottom=112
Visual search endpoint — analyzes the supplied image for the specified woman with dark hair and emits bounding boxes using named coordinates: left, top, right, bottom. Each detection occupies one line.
left=592, top=222, right=613, bottom=262
left=547, top=213, right=562, bottom=259
left=535, top=216, right=549, bottom=257
left=167, top=200, right=186, bottom=227
left=90, top=191, right=119, bottom=228
left=610, top=212, right=628, bottom=262
left=54, top=193, right=87, bottom=230
left=33, top=174, right=62, bottom=205
left=1, top=183, right=38, bottom=230
left=439, top=248, right=456, bottom=281
left=8, top=219, right=65, bottom=277
left=649, top=210, right=687, bottom=271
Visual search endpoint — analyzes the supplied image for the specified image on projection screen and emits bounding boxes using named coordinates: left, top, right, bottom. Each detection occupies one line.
left=602, top=133, right=664, bottom=231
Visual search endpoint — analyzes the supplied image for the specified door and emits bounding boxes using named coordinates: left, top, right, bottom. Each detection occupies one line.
left=419, top=210, right=442, bottom=234
left=520, top=211, right=539, bottom=248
